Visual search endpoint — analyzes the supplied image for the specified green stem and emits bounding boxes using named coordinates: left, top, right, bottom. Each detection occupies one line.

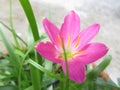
left=0, top=21, right=27, bottom=46
left=62, top=39, right=69, bottom=90
left=9, top=0, right=19, bottom=47
left=18, top=64, right=22, bottom=90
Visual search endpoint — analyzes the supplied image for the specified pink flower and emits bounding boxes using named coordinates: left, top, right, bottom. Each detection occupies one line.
left=35, top=11, right=108, bottom=83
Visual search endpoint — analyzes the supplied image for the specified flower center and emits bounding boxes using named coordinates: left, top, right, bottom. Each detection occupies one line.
left=58, top=50, right=85, bottom=60
left=57, top=34, right=85, bottom=60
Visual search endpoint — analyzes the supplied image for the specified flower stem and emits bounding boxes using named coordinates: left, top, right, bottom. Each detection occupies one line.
left=62, top=39, right=69, bottom=90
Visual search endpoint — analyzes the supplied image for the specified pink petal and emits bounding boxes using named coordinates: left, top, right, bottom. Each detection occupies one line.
left=76, top=43, right=108, bottom=64
left=35, top=42, right=62, bottom=63
left=60, top=11, right=80, bottom=44
left=61, top=60, right=85, bottom=83
left=76, top=24, right=100, bottom=50
left=43, top=18, right=60, bottom=46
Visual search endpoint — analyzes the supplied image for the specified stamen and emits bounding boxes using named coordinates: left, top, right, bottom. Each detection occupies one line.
left=58, top=34, right=63, bottom=48
left=57, top=55, right=62, bottom=59
left=68, top=54, right=74, bottom=59
left=72, top=50, right=85, bottom=56
left=74, top=35, right=80, bottom=48
left=67, top=34, right=71, bottom=47
left=57, top=50, right=85, bottom=60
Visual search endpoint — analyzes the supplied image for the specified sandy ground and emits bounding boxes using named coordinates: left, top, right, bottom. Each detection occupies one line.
left=0, top=0, right=120, bottom=85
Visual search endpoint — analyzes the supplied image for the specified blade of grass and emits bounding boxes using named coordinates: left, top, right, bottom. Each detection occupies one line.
left=19, top=0, right=42, bottom=90
left=0, top=29, right=29, bottom=90
left=19, top=0, right=39, bottom=41
left=0, top=21, right=27, bottom=46
left=27, top=25, right=34, bottom=48
left=0, top=29, right=20, bottom=69
left=9, top=0, right=19, bottom=47
left=95, top=78, right=120, bottom=89
left=87, top=55, right=112, bottom=81
left=78, top=55, right=112, bottom=89
left=0, top=29, right=22, bottom=89
left=29, top=59, right=64, bottom=82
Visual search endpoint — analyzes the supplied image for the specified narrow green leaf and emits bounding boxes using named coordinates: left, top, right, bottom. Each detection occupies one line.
left=42, top=78, right=57, bottom=88
left=0, top=29, right=23, bottom=88
left=77, top=55, right=112, bottom=88
left=9, top=0, right=19, bottom=47
left=0, top=59, right=9, bottom=67
left=87, top=55, right=112, bottom=81
left=29, top=59, right=64, bottom=82
left=19, top=1, right=42, bottom=90
left=27, top=26, right=34, bottom=48
left=0, top=86, right=17, bottom=90
left=117, top=78, right=120, bottom=86
left=29, top=64, right=41, bottom=90
left=0, top=21, right=27, bottom=46
left=95, top=78, right=120, bottom=89
left=19, top=0, right=39, bottom=41
left=15, top=49, right=25, bottom=57
left=45, top=60, right=53, bottom=72
left=24, top=86, right=33, bottom=90
left=0, top=29, right=20, bottom=69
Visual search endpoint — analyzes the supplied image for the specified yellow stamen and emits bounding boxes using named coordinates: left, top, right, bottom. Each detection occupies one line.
left=72, top=50, right=85, bottom=56
left=57, top=50, right=85, bottom=60
left=68, top=54, right=74, bottom=59
left=74, top=35, right=80, bottom=48
left=67, top=34, right=71, bottom=47
left=58, top=35, right=63, bottom=48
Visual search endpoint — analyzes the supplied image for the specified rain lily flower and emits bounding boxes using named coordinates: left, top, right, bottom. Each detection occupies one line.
left=35, top=11, right=108, bottom=83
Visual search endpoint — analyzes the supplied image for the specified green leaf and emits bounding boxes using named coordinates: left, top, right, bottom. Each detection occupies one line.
left=19, top=0, right=39, bottom=41
left=44, top=60, right=53, bottom=72
left=24, top=86, right=33, bottom=90
left=0, top=29, right=20, bottom=75
left=0, top=86, right=17, bottom=90
left=0, top=21, right=27, bottom=46
left=42, top=78, right=57, bottom=88
left=19, top=1, right=43, bottom=90
left=87, top=55, right=112, bottom=81
left=27, top=26, right=34, bottom=48
left=118, top=78, right=120, bottom=86
left=95, top=78, right=120, bottom=89
left=0, top=59, right=9, bottom=68
left=15, top=49, right=25, bottom=57
left=28, top=59, right=64, bottom=82
left=76, top=55, right=112, bottom=89
left=9, top=0, right=19, bottom=47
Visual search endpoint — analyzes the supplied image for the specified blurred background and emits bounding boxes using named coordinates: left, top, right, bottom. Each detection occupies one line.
left=0, top=0, right=120, bottom=85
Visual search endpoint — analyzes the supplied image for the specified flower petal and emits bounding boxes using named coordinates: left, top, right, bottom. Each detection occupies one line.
left=43, top=18, right=60, bottom=46
left=60, top=11, right=80, bottom=44
left=77, top=24, right=100, bottom=49
left=77, top=43, right=108, bottom=64
left=35, top=42, right=61, bottom=63
left=61, top=60, right=85, bottom=83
